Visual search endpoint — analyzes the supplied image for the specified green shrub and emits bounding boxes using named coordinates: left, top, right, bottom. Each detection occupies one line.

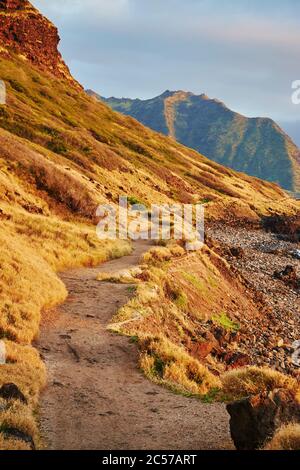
left=212, top=312, right=240, bottom=332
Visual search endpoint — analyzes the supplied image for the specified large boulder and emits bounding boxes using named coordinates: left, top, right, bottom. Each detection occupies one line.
left=263, top=215, right=300, bottom=242
left=227, top=390, right=300, bottom=450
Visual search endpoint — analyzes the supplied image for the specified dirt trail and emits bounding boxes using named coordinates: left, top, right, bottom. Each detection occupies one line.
left=37, top=240, right=232, bottom=450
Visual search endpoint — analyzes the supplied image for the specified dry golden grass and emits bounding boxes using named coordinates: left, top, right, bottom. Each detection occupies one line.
left=0, top=400, right=38, bottom=443
left=0, top=343, right=44, bottom=449
left=109, top=244, right=260, bottom=395
left=97, top=266, right=142, bottom=284
left=0, top=205, right=131, bottom=343
left=265, top=423, right=300, bottom=450
left=169, top=245, right=186, bottom=257
left=0, top=227, right=66, bottom=343
left=1, top=54, right=299, bottom=224
left=110, top=244, right=300, bottom=401
left=142, top=247, right=173, bottom=265
left=0, top=220, right=131, bottom=448
left=0, top=341, right=46, bottom=406
left=0, top=202, right=130, bottom=449
left=0, top=434, right=31, bottom=451
left=140, top=335, right=221, bottom=396
left=221, top=366, right=298, bottom=400
left=141, top=245, right=185, bottom=266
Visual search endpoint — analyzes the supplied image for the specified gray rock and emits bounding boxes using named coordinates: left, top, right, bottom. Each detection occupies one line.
left=227, top=390, right=300, bottom=450
left=291, top=249, right=300, bottom=260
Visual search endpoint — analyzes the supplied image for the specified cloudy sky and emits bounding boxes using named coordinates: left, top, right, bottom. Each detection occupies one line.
left=33, top=0, right=300, bottom=141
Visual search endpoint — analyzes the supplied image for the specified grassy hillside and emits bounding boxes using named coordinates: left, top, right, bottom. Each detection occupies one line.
left=0, top=57, right=297, bottom=221
left=0, top=52, right=299, bottom=449
left=108, top=243, right=263, bottom=396
left=98, top=90, right=300, bottom=192
left=107, top=243, right=300, bottom=402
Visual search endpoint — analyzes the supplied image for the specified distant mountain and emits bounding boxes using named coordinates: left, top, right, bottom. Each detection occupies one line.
left=88, top=90, right=300, bottom=192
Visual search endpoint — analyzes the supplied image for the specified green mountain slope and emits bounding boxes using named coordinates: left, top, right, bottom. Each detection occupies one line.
left=92, top=90, right=300, bottom=192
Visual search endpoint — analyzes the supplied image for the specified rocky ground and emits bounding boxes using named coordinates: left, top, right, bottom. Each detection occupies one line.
left=207, top=224, right=300, bottom=376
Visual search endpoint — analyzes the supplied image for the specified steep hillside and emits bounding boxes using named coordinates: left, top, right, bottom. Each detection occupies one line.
left=96, top=90, right=300, bottom=192
left=0, top=0, right=299, bottom=450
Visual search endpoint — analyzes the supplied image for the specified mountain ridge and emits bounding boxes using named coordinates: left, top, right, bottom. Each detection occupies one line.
left=92, top=89, right=300, bottom=192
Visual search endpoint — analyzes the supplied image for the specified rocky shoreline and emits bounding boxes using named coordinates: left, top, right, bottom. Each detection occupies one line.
left=207, top=223, right=300, bottom=376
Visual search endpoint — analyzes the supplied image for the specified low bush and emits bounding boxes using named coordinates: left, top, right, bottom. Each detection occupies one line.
left=265, top=424, right=300, bottom=450
left=221, top=366, right=298, bottom=400
left=140, top=335, right=221, bottom=396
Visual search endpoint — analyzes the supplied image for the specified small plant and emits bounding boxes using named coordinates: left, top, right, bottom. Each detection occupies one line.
left=201, top=387, right=222, bottom=403
left=126, top=286, right=137, bottom=294
left=174, top=291, right=188, bottom=310
left=154, top=239, right=168, bottom=247
left=140, top=336, right=221, bottom=396
left=168, top=286, right=188, bottom=310
left=129, top=335, right=139, bottom=344
left=207, top=275, right=218, bottom=289
left=128, top=196, right=143, bottom=206
left=82, top=146, right=92, bottom=154
left=200, top=198, right=211, bottom=204
left=153, top=355, right=166, bottom=377
left=142, top=247, right=172, bottom=265
left=182, top=272, right=206, bottom=293
left=39, top=125, right=59, bottom=136
left=212, top=312, right=240, bottom=332
left=47, top=137, right=68, bottom=155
